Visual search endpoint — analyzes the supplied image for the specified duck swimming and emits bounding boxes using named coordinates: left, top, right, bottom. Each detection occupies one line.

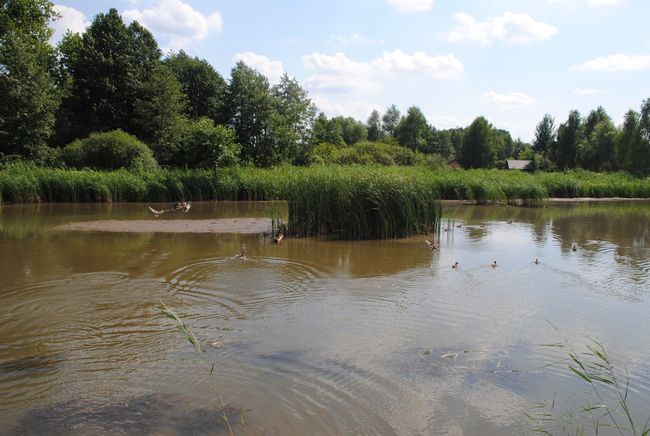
left=452, top=262, right=460, bottom=269
left=273, top=224, right=286, bottom=244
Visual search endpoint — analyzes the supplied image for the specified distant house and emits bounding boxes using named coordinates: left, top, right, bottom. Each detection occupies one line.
left=506, top=159, right=534, bottom=171
left=447, top=159, right=463, bottom=170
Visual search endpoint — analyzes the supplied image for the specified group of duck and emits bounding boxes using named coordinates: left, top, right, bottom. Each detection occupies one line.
left=424, top=221, right=578, bottom=269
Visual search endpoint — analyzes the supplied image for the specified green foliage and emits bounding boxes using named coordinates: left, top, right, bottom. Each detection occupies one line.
left=311, top=113, right=344, bottom=146
left=638, top=99, right=650, bottom=176
left=528, top=327, right=650, bottom=436
left=552, top=110, right=582, bottom=170
left=532, top=114, right=556, bottom=154
left=577, top=108, right=617, bottom=171
left=336, top=116, right=368, bottom=145
left=163, top=50, right=227, bottom=122
left=460, top=117, right=499, bottom=168
left=178, top=118, right=240, bottom=168
left=381, top=104, right=401, bottom=138
left=284, top=166, right=441, bottom=239
left=437, top=128, right=464, bottom=160
left=395, top=106, right=430, bottom=152
left=132, top=64, right=187, bottom=165
left=225, top=61, right=277, bottom=167
left=2, top=165, right=650, bottom=213
left=161, top=303, right=202, bottom=353
left=0, top=0, right=59, bottom=159
left=312, top=140, right=423, bottom=166
left=366, top=109, right=383, bottom=141
left=61, top=130, right=157, bottom=172
left=271, top=73, right=317, bottom=165
left=57, top=8, right=161, bottom=143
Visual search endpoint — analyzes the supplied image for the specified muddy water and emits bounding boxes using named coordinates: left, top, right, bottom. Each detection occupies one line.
left=1, top=201, right=649, bottom=435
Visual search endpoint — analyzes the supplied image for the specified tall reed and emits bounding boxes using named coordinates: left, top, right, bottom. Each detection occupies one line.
left=528, top=325, right=650, bottom=435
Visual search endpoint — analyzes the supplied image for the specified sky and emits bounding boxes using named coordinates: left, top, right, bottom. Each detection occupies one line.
left=49, top=0, right=650, bottom=141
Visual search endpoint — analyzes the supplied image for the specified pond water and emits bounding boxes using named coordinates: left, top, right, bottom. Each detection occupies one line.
left=1, top=201, right=649, bottom=435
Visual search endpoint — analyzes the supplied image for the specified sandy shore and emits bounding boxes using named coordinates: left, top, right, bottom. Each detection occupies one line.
left=53, top=218, right=273, bottom=234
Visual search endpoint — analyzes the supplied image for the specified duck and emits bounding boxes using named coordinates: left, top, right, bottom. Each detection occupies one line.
left=452, top=262, right=460, bottom=269
left=572, top=243, right=578, bottom=252
left=491, top=261, right=497, bottom=268
left=148, top=201, right=191, bottom=217
left=173, top=201, right=192, bottom=213
left=456, top=224, right=462, bottom=228
left=234, top=249, right=246, bottom=261
left=425, top=240, right=437, bottom=251
left=148, top=206, right=168, bottom=217
left=506, top=220, right=513, bottom=224
left=534, top=258, right=540, bottom=265
left=273, top=224, right=286, bottom=244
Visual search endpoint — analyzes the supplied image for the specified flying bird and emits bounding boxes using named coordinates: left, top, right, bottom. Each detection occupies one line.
left=425, top=240, right=437, bottom=250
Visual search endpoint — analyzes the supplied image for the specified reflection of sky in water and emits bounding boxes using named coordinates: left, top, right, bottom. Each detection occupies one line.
left=0, top=201, right=649, bottom=435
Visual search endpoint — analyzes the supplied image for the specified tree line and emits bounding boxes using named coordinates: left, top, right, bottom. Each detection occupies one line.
left=1, top=1, right=649, bottom=175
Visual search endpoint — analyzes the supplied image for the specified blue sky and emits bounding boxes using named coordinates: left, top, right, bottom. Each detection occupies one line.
left=50, top=0, right=650, bottom=141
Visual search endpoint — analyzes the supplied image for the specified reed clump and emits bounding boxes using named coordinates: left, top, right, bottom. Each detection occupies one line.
left=284, top=166, right=441, bottom=239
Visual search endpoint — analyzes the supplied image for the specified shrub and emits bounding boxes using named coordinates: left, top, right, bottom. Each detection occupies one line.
left=311, top=140, right=421, bottom=166
left=178, top=118, right=241, bottom=168
left=61, top=130, right=157, bottom=172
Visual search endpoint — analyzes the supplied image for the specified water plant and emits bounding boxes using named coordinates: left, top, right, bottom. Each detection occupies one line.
left=160, top=303, right=237, bottom=435
left=527, top=325, right=650, bottom=435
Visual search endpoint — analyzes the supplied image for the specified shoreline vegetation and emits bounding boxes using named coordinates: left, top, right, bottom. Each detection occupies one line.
left=2, top=163, right=650, bottom=238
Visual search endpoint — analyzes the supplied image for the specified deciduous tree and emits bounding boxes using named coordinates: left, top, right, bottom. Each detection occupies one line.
left=0, top=0, right=59, bottom=160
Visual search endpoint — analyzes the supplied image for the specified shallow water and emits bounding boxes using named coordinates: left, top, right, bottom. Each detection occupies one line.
left=1, top=201, right=649, bottom=435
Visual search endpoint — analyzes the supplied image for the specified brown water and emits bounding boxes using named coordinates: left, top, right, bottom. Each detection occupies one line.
left=1, top=201, right=649, bottom=435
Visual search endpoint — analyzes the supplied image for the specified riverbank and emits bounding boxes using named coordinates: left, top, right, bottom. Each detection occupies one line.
left=2, top=164, right=649, bottom=205
left=2, top=164, right=650, bottom=238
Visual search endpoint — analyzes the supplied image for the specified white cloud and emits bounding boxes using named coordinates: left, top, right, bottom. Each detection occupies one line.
left=372, top=50, right=464, bottom=79
left=233, top=52, right=285, bottom=84
left=573, top=88, right=605, bottom=95
left=51, top=5, right=89, bottom=42
left=302, top=52, right=379, bottom=94
left=302, top=52, right=373, bottom=76
left=123, top=0, right=222, bottom=51
left=328, top=33, right=383, bottom=47
left=546, top=0, right=620, bottom=5
left=386, top=0, right=434, bottom=13
left=569, top=54, right=650, bottom=72
left=588, top=0, right=620, bottom=6
left=482, top=91, right=536, bottom=108
left=448, top=12, right=558, bottom=45
left=311, top=95, right=379, bottom=121
left=301, top=50, right=463, bottom=95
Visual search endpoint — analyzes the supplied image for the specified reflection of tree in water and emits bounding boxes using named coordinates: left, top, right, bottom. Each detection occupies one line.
left=444, top=202, right=649, bottom=247
left=284, top=237, right=432, bottom=278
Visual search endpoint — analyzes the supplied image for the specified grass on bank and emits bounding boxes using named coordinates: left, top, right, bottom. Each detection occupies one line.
left=2, top=163, right=650, bottom=238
